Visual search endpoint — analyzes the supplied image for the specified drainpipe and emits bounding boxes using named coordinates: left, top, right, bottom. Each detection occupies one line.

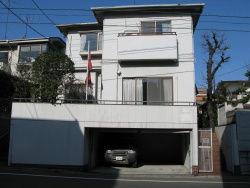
left=116, top=62, right=119, bottom=104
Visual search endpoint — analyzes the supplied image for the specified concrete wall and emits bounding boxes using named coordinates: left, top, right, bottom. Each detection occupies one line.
left=9, top=119, right=85, bottom=166
left=9, top=102, right=198, bottom=168
left=216, top=110, right=250, bottom=174
left=236, top=109, right=250, bottom=174
left=215, top=125, right=239, bottom=174
left=218, top=102, right=244, bottom=126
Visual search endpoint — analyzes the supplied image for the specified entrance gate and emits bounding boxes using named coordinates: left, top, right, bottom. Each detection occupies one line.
left=198, top=128, right=213, bottom=172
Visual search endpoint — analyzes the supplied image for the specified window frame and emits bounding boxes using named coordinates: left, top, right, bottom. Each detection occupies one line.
left=18, top=44, right=52, bottom=63
left=80, top=31, right=103, bottom=52
left=123, top=77, right=173, bottom=105
left=140, top=20, right=172, bottom=35
left=0, top=51, right=8, bottom=63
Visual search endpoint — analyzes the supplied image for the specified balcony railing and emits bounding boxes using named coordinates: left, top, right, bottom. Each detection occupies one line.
left=118, top=32, right=177, bottom=37
left=13, top=98, right=196, bottom=106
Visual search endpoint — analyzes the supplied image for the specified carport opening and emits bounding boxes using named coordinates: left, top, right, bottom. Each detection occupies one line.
left=87, top=128, right=190, bottom=170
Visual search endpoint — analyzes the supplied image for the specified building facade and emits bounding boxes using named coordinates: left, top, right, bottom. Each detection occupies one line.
left=10, top=4, right=204, bottom=175
left=0, top=37, right=65, bottom=74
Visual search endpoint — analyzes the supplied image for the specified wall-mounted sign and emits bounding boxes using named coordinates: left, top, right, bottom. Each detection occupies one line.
left=203, top=138, right=210, bottom=144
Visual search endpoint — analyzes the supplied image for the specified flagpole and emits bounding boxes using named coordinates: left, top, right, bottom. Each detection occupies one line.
left=86, top=40, right=90, bottom=102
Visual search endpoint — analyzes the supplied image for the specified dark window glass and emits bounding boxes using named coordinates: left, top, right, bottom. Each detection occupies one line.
left=141, top=21, right=171, bottom=34
left=65, top=84, right=86, bottom=101
left=19, top=44, right=49, bottom=63
left=0, top=52, right=8, bottom=62
left=81, top=33, right=102, bottom=51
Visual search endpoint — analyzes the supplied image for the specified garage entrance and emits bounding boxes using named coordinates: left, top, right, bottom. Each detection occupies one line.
left=86, top=128, right=191, bottom=173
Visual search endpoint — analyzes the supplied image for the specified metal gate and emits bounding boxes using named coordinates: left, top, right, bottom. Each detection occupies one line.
left=198, top=128, right=213, bottom=172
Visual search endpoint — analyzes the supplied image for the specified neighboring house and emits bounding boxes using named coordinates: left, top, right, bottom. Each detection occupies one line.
left=217, top=80, right=250, bottom=126
left=196, top=88, right=207, bottom=104
left=0, top=37, right=65, bottom=74
left=221, top=80, right=250, bottom=101
left=9, top=4, right=204, bottom=175
left=0, top=37, right=65, bottom=164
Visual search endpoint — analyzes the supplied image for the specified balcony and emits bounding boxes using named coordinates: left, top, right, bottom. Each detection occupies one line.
left=117, top=32, right=178, bottom=61
left=12, top=100, right=197, bottom=129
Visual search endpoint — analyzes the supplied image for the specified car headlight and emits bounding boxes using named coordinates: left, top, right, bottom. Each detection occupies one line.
left=106, top=150, right=112, bottom=153
left=128, top=150, right=136, bottom=154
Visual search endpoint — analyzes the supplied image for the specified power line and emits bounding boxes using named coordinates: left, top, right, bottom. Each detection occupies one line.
left=31, top=0, right=56, bottom=25
left=3, top=0, right=10, bottom=39
left=0, top=1, right=46, bottom=38
left=2, top=11, right=250, bottom=25
left=1, top=6, right=250, bottom=19
left=0, top=7, right=91, bottom=11
left=216, top=65, right=248, bottom=77
left=2, top=22, right=250, bottom=33
left=0, top=12, right=93, bottom=16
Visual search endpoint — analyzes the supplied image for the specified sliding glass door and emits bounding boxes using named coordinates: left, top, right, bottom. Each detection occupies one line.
left=123, top=77, right=173, bottom=105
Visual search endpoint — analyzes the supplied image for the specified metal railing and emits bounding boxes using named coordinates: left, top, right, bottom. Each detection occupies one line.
left=13, top=98, right=196, bottom=106
left=118, top=32, right=177, bottom=37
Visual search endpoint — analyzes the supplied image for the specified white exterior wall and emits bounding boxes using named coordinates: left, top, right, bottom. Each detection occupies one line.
left=0, top=46, right=18, bottom=73
left=9, top=102, right=198, bottom=167
left=101, top=15, right=195, bottom=102
left=65, top=31, right=102, bottom=100
left=66, top=31, right=102, bottom=69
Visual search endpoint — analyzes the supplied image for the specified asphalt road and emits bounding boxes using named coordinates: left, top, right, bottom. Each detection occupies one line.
left=1, top=171, right=250, bottom=188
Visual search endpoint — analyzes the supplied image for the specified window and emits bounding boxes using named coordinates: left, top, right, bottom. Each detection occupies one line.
left=0, top=52, right=8, bottom=69
left=0, top=52, right=8, bottom=63
left=19, top=44, right=50, bottom=63
left=123, top=77, right=173, bottom=105
left=65, top=83, right=86, bottom=101
left=141, top=21, right=171, bottom=34
left=64, top=83, right=92, bottom=102
left=80, top=32, right=103, bottom=51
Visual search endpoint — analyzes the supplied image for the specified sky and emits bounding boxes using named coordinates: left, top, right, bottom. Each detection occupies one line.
left=1, top=0, right=250, bottom=88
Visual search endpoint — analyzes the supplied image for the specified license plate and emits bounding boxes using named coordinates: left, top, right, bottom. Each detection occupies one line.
left=116, top=156, right=123, bottom=160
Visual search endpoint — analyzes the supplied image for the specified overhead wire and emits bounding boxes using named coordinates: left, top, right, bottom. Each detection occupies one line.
left=1, top=6, right=250, bottom=19
left=31, top=0, right=56, bottom=25
left=0, top=1, right=46, bottom=38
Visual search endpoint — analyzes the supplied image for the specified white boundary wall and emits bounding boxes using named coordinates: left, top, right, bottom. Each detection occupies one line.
left=9, top=102, right=198, bottom=168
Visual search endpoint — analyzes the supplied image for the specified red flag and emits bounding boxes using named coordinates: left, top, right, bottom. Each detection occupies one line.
left=87, top=50, right=93, bottom=88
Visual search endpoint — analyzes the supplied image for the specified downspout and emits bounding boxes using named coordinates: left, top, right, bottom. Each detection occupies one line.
left=6, top=40, right=13, bottom=71
left=116, top=62, right=119, bottom=104
left=190, top=130, right=193, bottom=174
left=100, top=60, right=103, bottom=102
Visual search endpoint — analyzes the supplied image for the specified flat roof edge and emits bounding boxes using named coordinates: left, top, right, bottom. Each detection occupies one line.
left=91, top=3, right=205, bottom=11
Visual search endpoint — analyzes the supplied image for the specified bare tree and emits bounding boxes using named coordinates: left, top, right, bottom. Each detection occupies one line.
left=202, top=31, right=230, bottom=128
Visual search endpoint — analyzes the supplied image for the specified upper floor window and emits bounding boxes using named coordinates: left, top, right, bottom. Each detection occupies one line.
left=19, top=44, right=51, bottom=63
left=141, top=21, right=171, bottom=34
left=80, top=32, right=103, bottom=51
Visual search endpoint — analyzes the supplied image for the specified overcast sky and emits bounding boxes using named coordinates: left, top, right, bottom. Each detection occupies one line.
left=1, top=0, right=250, bottom=87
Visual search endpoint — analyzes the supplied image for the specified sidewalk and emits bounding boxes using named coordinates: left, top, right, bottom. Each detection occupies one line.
left=1, top=163, right=250, bottom=180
